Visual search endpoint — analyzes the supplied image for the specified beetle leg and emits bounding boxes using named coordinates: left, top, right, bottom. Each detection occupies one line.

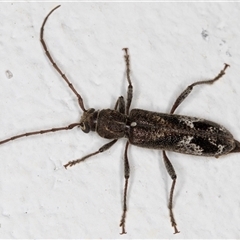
left=122, top=48, right=133, bottom=115
left=120, top=141, right=130, bottom=234
left=64, top=139, right=118, bottom=168
left=163, top=150, right=180, bottom=234
left=170, top=64, right=230, bottom=114
left=114, top=96, right=125, bottom=114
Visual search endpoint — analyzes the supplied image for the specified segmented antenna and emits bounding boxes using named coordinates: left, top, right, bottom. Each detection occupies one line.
left=40, top=5, right=87, bottom=112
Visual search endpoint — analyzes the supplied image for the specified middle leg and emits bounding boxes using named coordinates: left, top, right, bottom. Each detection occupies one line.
left=122, top=48, right=133, bottom=115
left=119, top=141, right=130, bottom=234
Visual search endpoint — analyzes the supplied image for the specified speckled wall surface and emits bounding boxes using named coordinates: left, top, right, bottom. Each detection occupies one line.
left=0, top=2, right=240, bottom=238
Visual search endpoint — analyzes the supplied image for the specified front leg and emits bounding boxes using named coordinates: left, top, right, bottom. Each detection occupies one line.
left=64, top=139, right=118, bottom=168
left=115, top=96, right=125, bottom=114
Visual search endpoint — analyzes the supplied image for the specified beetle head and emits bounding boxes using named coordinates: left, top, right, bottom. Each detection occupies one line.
left=79, top=108, right=98, bottom=133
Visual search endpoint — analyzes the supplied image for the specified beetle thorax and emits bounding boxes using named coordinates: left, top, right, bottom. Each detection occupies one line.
left=96, top=109, right=128, bottom=139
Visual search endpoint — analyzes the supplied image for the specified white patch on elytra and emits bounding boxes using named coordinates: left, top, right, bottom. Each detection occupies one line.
left=208, top=137, right=225, bottom=155
left=208, top=137, right=216, bottom=145
left=216, top=144, right=225, bottom=155
left=218, top=126, right=227, bottom=133
left=177, top=136, right=203, bottom=155
left=208, top=126, right=227, bottom=134
left=208, top=127, right=214, bottom=132
left=178, top=116, right=202, bottom=129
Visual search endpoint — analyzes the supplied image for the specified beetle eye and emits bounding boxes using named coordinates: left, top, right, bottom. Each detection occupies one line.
left=80, top=122, right=90, bottom=133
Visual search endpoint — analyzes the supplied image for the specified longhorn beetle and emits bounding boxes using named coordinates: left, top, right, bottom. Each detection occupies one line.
left=0, top=5, right=239, bottom=235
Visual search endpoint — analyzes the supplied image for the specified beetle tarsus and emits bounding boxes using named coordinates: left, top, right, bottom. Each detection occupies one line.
left=173, top=225, right=180, bottom=234
left=120, top=214, right=127, bottom=235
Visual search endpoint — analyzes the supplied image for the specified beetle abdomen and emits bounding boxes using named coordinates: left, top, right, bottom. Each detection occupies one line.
left=128, top=109, right=235, bottom=157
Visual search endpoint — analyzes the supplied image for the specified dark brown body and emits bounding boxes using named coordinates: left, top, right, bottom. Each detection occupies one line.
left=95, top=108, right=239, bottom=157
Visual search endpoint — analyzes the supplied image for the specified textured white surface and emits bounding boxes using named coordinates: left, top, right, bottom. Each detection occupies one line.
left=0, top=2, right=240, bottom=238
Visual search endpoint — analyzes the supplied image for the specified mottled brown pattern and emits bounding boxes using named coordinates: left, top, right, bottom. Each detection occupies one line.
left=128, top=109, right=235, bottom=156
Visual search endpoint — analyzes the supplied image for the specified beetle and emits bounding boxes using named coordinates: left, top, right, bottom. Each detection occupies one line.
left=0, top=5, right=239, bottom=234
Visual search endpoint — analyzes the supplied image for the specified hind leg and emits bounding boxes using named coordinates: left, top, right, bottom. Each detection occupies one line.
left=170, top=64, right=230, bottom=114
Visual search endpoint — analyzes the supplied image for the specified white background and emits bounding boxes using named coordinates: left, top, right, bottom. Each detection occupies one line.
left=0, top=2, right=240, bottom=238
